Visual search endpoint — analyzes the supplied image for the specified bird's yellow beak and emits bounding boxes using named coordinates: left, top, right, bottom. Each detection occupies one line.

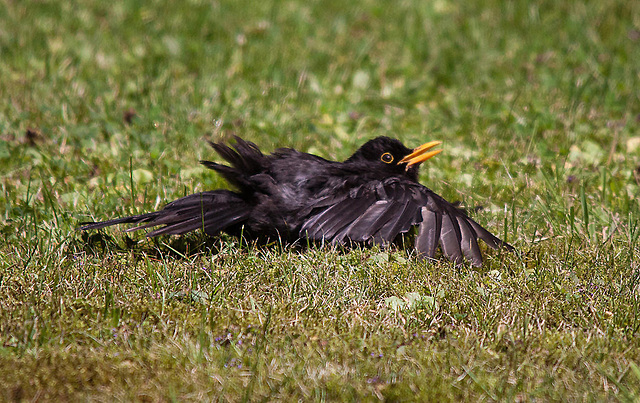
left=399, top=140, right=443, bottom=167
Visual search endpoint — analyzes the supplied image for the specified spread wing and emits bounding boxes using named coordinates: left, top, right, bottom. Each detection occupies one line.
left=79, top=190, right=250, bottom=237
left=300, top=178, right=513, bottom=266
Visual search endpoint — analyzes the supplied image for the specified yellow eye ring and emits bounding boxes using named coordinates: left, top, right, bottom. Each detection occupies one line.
left=380, top=152, right=394, bottom=164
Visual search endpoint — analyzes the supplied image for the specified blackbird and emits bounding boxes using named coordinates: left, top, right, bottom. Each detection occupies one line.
left=80, top=136, right=513, bottom=266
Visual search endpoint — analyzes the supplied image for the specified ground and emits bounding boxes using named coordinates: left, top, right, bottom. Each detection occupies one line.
left=1, top=0, right=640, bottom=400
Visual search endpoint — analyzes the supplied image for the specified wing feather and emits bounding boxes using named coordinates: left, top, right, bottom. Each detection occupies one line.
left=333, top=200, right=392, bottom=243
left=80, top=190, right=250, bottom=237
left=301, top=195, right=376, bottom=240
left=467, top=217, right=514, bottom=251
left=299, top=177, right=512, bottom=265
left=375, top=199, right=421, bottom=243
left=415, top=208, right=442, bottom=258
left=439, top=214, right=464, bottom=265
left=456, top=216, right=483, bottom=266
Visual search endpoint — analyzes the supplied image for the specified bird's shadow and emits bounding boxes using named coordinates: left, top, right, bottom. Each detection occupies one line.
left=71, top=228, right=500, bottom=273
left=72, top=229, right=328, bottom=260
left=74, top=230, right=225, bottom=259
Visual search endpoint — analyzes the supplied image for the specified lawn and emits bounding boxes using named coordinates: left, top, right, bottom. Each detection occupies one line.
left=1, top=0, right=640, bottom=400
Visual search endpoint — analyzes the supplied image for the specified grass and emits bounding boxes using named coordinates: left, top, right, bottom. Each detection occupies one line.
left=1, top=0, right=640, bottom=400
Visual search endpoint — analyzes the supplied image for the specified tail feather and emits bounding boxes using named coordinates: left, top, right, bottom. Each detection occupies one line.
left=200, top=160, right=253, bottom=189
left=79, top=212, right=160, bottom=231
left=201, top=136, right=266, bottom=190
left=79, top=190, right=250, bottom=237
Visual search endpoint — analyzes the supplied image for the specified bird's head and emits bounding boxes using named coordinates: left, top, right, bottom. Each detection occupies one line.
left=346, top=136, right=442, bottom=181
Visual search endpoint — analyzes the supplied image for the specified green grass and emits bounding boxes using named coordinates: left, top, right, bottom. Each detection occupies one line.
left=2, top=0, right=640, bottom=400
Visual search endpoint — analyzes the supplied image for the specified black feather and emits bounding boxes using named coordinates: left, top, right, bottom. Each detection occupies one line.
left=80, top=136, right=514, bottom=266
left=439, top=214, right=464, bottom=265
left=415, top=208, right=442, bottom=258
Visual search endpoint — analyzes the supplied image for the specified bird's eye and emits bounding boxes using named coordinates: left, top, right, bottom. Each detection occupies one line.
left=380, top=152, right=394, bottom=164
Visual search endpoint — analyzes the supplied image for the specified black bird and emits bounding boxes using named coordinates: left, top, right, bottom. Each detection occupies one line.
left=80, top=136, right=513, bottom=266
